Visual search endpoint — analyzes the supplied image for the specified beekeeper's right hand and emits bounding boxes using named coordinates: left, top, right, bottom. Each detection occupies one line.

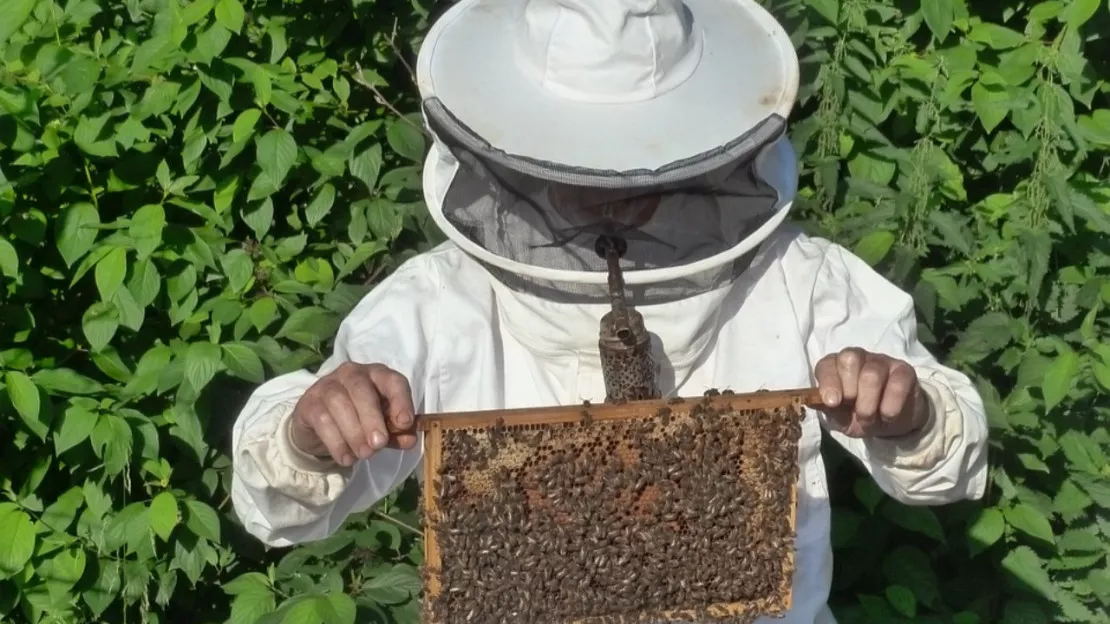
left=289, top=362, right=418, bottom=467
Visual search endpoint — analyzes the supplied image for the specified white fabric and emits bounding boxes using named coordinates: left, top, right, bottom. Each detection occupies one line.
left=230, top=229, right=990, bottom=623
left=515, top=0, right=704, bottom=104
left=415, top=0, right=799, bottom=172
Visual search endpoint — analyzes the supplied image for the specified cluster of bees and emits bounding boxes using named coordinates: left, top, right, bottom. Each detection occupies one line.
left=423, top=394, right=804, bottom=624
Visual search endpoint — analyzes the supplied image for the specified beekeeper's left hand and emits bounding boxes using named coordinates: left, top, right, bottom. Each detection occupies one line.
left=814, top=348, right=930, bottom=438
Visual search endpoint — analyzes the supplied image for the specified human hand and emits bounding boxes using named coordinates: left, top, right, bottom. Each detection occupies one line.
left=814, top=348, right=929, bottom=438
left=290, top=362, right=418, bottom=466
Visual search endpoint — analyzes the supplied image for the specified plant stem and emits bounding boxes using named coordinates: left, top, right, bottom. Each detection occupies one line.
left=373, top=509, right=421, bottom=535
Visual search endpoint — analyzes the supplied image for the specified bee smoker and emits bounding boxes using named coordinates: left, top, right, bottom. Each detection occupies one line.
left=596, top=236, right=660, bottom=404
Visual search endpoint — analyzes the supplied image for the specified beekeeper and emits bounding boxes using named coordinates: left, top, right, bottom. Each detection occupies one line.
left=231, top=0, right=989, bottom=621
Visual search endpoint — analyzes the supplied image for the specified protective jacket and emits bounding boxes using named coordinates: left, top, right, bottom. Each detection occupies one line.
left=231, top=133, right=989, bottom=623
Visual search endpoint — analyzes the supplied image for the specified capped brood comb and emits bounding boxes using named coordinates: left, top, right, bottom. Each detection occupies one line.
left=406, top=387, right=821, bottom=624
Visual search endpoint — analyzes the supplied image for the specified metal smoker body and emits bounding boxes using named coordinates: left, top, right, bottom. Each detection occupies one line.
left=596, top=236, right=660, bottom=403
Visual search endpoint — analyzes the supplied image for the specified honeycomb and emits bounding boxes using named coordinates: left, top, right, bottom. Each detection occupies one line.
left=419, top=389, right=816, bottom=624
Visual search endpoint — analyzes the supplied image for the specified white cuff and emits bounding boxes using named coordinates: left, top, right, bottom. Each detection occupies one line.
left=276, top=406, right=342, bottom=474
left=863, top=375, right=956, bottom=471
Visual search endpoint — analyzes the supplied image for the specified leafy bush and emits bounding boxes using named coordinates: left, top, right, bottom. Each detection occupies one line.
left=0, top=0, right=1107, bottom=623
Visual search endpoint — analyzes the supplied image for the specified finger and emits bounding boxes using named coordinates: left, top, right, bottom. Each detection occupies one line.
left=303, top=399, right=355, bottom=466
left=368, top=365, right=417, bottom=431
left=836, top=348, right=867, bottom=402
left=390, top=432, right=419, bottom=451
left=323, top=389, right=373, bottom=463
left=880, top=362, right=917, bottom=423
left=336, top=364, right=390, bottom=452
left=813, top=355, right=844, bottom=408
left=854, top=357, right=890, bottom=432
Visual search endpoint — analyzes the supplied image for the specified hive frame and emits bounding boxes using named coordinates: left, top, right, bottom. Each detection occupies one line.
left=417, top=387, right=822, bottom=623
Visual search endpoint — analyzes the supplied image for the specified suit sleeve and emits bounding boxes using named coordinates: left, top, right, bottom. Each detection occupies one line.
left=229, top=259, right=438, bottom=547
left=805, top=244, right=989, bottom=505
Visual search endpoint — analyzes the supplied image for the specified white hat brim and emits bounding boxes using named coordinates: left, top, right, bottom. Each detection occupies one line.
left=416, top=0, right=799, bottom=175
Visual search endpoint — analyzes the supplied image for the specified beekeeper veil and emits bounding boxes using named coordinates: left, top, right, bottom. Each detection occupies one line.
left=415, top=0, right=801, bottom=304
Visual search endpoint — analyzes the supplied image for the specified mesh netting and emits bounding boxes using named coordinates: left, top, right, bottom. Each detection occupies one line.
left=424, top=101, right=786, bottom=303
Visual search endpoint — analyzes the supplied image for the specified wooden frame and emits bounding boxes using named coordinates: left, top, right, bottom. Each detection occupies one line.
left=418, top=387, right=822, bottom=623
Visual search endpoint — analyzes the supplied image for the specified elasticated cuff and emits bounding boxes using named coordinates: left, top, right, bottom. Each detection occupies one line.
left=862, top=377, right=949, bottom=470
left=276, top=406, right=342, bottom=474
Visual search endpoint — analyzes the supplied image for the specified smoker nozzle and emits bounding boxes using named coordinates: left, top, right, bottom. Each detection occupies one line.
left=597, top=235, right=636, bottom=344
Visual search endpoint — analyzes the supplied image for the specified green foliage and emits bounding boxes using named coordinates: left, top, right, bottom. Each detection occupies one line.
left=0, top=0, right=1107, bottom=623
left=778, top=0, right=1110, bottom=621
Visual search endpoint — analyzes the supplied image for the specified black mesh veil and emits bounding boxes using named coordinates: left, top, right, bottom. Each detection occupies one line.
left=422, top=97, right=790, bottom=304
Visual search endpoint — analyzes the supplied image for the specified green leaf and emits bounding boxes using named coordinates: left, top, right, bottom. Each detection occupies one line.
left=306, top=183, right=336, bottom=227
left=41, top=486, right=84, bottom=533
left=184, top=341, right=224, bottom=393
left=0, top=503, right=36, bottom=579
left=950, top=312, right=1016, bottom=362
left=971, top=80, right=1010, bottom=133
left=1052, top=475, right=1096, bottom=519
left=882, top=502, right=945, bottom=543
left=805, top=0, right=839, bottom=24
left=349, top=143, right=383, bottom=191
left=928, top=211, right=973, bottom=255
left=148, top=492, right=178, bottom=541
left=0, top=0, right=36, bottom=48
left=215, top=0, right=245, bottom=32
left=1004, top=503, right=1056, bottom=546
left=385, top=119, right=425, bottom=163
left=1018, top=230, right=1052, bottom=304
left=74, top=113, right=118, bottom=158
left=90, top=413, right=133, bottom=477
left=221, top=249, right=254, bottom=293
left=112, top=285, right=145, bottom=331
left=920, top=0, right=953, bottom=41
left=56, top=202, right=100, bottom=268
left=1017, top=453, right=1049, bottom=473
left=6, top=371, right=41, bottom=434
left=32, top=368, right=103, bottom=395
left=54, top=402, right=99, bottom=454
left=1001, top=547, right=1055, bottom=601
left=94, top=246, right=128, bottom=301
left=1042, top=348, right=1079, bottom=413
left=1059, top=528, right=1102, bottom=553
left=129, top=258, right=162, bottom=307
left=233, top=108, right=262, bottom=144
left=1058, top=430, right=1103, bottom=474
left=1060, top=0, right=1100, bottom=28
left=317, top=593, right=357, bottom=624
left=129, top=204, right=166, bottom=260
left=226, top=573, right=275, bottom=624
left=183, top=500, right=221, bottom=542
left=853, top=231, right=894, bottom=266
left=361, top=565, right=423, bottom=604
left=0, top=239, right=17, bottom=278
left=82, top=301, right=119, bottom=352
left=885, top=584, right=916, bottom=618
left=137, top=81, right=181, bottom=120
left=968, top=23, right=1027, bottom=49
left=257, top=129, right=298, bottom=186
left=222, top=343, right=265, bottom=383
left=1073, top=474, right=1110, bottom=508
left=248, top=297, right=279, bottom=332
left=853, top=477, right=884, bottom=513
left=967, top=507, right=1005, bottom=556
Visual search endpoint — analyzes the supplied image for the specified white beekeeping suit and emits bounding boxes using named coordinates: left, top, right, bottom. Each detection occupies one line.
left=230, top=0, right=989, bottom=622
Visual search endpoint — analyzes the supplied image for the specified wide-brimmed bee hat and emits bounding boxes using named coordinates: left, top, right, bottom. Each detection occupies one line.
left=414, top=0, right=802, bottom=295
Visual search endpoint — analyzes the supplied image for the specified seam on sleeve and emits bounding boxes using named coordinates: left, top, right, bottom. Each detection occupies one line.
left=426, top=256, right=444, bottom=409
left=793, top=235, right=836, bottom=360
